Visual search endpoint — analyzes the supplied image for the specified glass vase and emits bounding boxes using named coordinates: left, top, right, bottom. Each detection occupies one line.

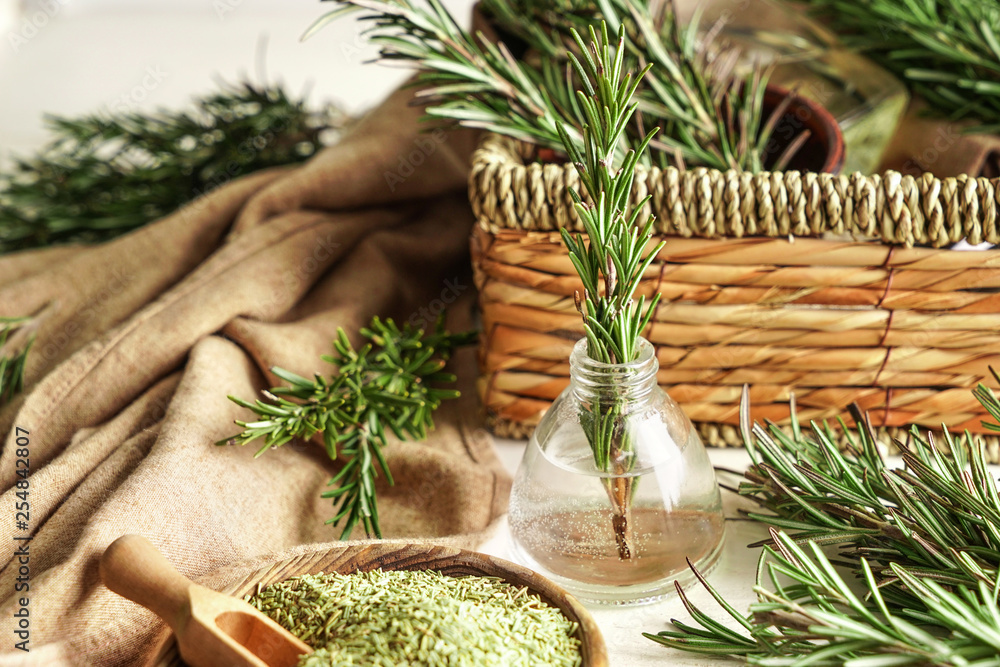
left=508, top=338, right=725, bottom=605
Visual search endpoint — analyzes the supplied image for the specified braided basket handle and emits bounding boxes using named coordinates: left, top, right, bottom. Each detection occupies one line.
left=469, top=134, right=1000, bottom=249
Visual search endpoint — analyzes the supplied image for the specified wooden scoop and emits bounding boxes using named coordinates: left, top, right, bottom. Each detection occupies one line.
left=100, top=534, right=312, bottom=667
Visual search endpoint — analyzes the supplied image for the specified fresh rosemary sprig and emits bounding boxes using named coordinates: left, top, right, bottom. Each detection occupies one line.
left=646, top=383, right=1000, bottom=664
left=308, top=0, right=789, bottom=172
left=0, top=317, right=33, bottom=408
left=557, top=25, right=663, bottom=368
left=219, top=316, right=476, bottom=539
left=802, top=0, right=1000, bottom=132
left=0, top=81, right=344, bottom=253
left=650, top=529, right=1000, bottom=665
left=554, top=25, right=663, bottom=561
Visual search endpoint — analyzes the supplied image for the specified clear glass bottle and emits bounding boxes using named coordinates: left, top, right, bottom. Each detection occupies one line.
left=508, top=338, right=725, bottom=605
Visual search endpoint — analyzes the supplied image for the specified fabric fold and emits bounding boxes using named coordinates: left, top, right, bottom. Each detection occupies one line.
left=0, top=84, right=508, bottom=667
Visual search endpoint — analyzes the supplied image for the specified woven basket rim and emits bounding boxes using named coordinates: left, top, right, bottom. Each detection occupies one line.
left=468, top=132, right=1000, bottom=249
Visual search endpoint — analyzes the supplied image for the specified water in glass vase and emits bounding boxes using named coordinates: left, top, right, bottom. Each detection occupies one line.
left=508, top=339, right=726, bottom=605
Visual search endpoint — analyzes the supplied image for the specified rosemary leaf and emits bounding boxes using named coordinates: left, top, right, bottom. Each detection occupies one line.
left=219, top=315, right=476, bottom=539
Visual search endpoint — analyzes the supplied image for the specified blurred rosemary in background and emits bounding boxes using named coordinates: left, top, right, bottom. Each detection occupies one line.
left=0, top=81, right=344, bottom=254
left=309, top=0, right=800, bottom=172
left=0, top=80, right=343, bottom=407
left=802, top=0, right=1000, bottom=132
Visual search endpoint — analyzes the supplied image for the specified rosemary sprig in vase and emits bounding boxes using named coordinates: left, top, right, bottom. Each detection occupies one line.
left=506, top=26, right=725, bottom=605
left=554, top=25, right=664, bottom=561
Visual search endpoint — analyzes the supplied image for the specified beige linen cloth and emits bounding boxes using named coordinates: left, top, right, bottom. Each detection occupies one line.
left=0, top=85, right=510, bottom=666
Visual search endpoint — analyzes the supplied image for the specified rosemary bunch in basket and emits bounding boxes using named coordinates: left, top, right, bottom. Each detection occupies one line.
left=478, top=0, right=790, bottom=172
left=646, top=382, right=1000, bottom=665
left=219, top=315, right=475, bottom=539
left=554, top=25, right=664, bottom=560
left=306, top=0, right=580, bottom=155
left=801, top=0, right=1000, bottom=132
left=0, top=81, right=343, bottom=253
left=307, top=0, right=795, bottom=172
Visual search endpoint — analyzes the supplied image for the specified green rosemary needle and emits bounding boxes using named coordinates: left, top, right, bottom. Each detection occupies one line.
left=219, top=315, right=476, bottom=539
left=0, top=317, right=33, bottom=408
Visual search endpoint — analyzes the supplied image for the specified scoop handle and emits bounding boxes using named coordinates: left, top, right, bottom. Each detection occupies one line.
left=100, top=534, right=193, bottom=632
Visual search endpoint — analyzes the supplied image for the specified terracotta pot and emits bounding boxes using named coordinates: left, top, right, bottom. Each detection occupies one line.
left=761, top=84, right=845, bottom=174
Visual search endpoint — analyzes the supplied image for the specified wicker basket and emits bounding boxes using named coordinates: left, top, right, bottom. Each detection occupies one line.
left=469, top=133, right=1000, bottom=456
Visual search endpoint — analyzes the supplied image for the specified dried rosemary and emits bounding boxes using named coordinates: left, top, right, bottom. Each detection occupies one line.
left=247, top=569, right=582, bottom=666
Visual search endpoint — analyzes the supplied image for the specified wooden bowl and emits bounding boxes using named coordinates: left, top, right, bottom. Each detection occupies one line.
left=147, top=543, right=609, bottom=667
